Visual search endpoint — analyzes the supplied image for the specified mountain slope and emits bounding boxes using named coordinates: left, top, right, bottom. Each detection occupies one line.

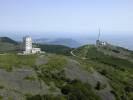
left=38, top=44, right=72, bottom=56
left=73, top=44, right=133, bottom=63
left=0, top=37, right=18, bottom=45
left=0, top=37, right=19, bottom=53
left=0, top=37, right=133, bottom=100
left=72, top=44, right=133, bottom=100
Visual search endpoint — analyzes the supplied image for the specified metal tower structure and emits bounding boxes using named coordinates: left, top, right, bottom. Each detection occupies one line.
left=98, top=28, right=101, bottom=41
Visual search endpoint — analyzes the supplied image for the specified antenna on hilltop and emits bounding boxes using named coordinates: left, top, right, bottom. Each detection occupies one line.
left=98, top=28, right=101, bottom=41
left=96, top=27, right=101, bottom=46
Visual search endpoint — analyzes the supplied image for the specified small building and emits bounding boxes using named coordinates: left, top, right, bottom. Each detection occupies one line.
left=96, top=40, right=107, bottom=46
left=32, top=48, right=41, bottom=54
left=23, top=36, right=43, bottom=55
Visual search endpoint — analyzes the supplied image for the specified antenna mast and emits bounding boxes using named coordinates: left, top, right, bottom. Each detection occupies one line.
left=98, top=28, right=101, bottom=41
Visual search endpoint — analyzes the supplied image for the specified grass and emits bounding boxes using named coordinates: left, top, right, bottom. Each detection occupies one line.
left=24, top=75, right=36, bottom=81
left=26, top=80, right=101, bottom=100
left=38, top=44, right=72, bottom=56
left=0, top=85, right=4, bottom=89
left=61, top=80, right=101, bottom=100
left=75, top=45, right=133, bottom=69
left=73, top=45, right=133, bottom=100
left=31, top=54, right=101, bottom=100
left=26, top=94, right=66, bottom=100
left=0, top=54, right=37, bottom=71
left=35, top=55, right=67, bottom=86
left=79, top=58, right=133, bottom=100
left=0, top=96, right=3, bottom=100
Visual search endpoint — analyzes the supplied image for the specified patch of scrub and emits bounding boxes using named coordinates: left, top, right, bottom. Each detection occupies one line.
left=64, top=59, right=115, bottom=100
left=0, top=68, right=49, bottom=100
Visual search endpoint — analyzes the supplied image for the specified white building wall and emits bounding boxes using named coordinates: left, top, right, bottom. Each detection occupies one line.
left=23, top=36, right=43, bottom=55
left=23, top=36, right=32, bottom=54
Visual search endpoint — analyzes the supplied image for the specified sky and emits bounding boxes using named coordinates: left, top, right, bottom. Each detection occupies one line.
left=0, top=0, right=133, bottom=34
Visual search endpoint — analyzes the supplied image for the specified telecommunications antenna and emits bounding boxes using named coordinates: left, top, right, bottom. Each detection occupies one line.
left=98, top=28, right=101, bottom=41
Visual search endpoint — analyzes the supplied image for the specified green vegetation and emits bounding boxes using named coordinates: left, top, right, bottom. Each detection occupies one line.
left=26, top=80, right=101, bottom=100
left=0, top=37, right=73, bottom=55
left=0, top=85, right=4, bottom=89
left=0, top=37, right=133, bottom=100
left=24, top=75, right=36, bottom=81
left=61, top=80, right=101, bottom=100
left=0, top=54, right=37, bottom=70
left=74, top=45, right=133, bottom=69
left=0, top=96, right=3, bottom=100
left=35, top=55, right=67, bottom=86
left=0, top=42, right=18, bottom=53
left=0, top=37, right=20, bottom=53
left=31, top=55, right=101, bottom=100
left=26, top=94, right=66, bottom=100
left=74, top=45, right=133, bottom=100
left=0, top=37, right=17, bottom=45
left=38, top=44, right=72, bottom=56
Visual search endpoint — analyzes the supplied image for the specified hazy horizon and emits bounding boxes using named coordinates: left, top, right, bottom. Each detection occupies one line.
left=0, top=0, right=133, bottom=49
left=0, top=31, right=133, bottom=50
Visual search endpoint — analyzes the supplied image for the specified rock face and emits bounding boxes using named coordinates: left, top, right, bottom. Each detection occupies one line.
left=65, top=59, right=115, bottom=100
left=0, top=68, right=49, bottom=100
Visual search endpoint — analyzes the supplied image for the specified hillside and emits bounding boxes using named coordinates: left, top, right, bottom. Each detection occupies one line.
left=0, top=37, right=72, bottom=55
left=38, top=44, right=72, bottom=56
left=0, top=37, right=19, bottom=53
left=0, top=37, right=18, bottom=45
left=0, top=54, right=102, bottom=100
left=72, top=44, right=133, bottom=100
left=0, top=38, right=133, bottom=100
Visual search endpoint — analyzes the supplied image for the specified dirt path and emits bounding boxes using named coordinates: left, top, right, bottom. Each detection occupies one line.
left=70, top=49, right=87, bottom=60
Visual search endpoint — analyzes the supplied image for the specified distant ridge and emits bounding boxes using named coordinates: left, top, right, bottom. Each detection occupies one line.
left=0, top=37, right=72, bottom=55
left=35, top=38, right=81, bottom=48
left=0, top=37, right=18, bottom=45
left=0, top=37, right=19, bottom=53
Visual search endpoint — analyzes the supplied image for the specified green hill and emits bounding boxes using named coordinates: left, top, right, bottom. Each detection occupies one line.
left=38, top=44, right=72, bottom=56
left=0, top=37, right=133, bottom=100
left=0, top=37, right=18, bottom=45
left=0, top=37, right=72, bottom=55
left=72, top=44, right=133, bottom=100
left=0, top=37, right=19, bottom=53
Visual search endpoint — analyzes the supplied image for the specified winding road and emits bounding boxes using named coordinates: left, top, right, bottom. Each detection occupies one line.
left=70, top=49, right=87, bottom=60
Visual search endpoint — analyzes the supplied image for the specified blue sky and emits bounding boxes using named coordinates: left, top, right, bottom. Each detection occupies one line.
left=0, top=0, right=133, bottom=34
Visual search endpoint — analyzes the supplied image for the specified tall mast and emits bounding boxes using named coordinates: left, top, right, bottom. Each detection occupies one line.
left=98, top=28, right=101, bottom=41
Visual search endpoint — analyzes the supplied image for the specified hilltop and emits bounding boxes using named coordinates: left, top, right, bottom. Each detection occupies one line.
left=0, top=37, right=133, bottom=100
left=72, top=44, right=133, bottom=100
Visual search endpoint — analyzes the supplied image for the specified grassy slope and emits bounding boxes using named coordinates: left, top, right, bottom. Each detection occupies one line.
left=0, top=37, right=133, bottom=100
left=73, top=45, right=133, bottom=100
left=0, top=54, right=101, bottom=100
left=0, top=37, right=18, bottom=45
left=0, top=54, right=37, bottom=71
left=0, top=37, right=20, bottom=53
left=38, top=44, right=72, bottom=56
